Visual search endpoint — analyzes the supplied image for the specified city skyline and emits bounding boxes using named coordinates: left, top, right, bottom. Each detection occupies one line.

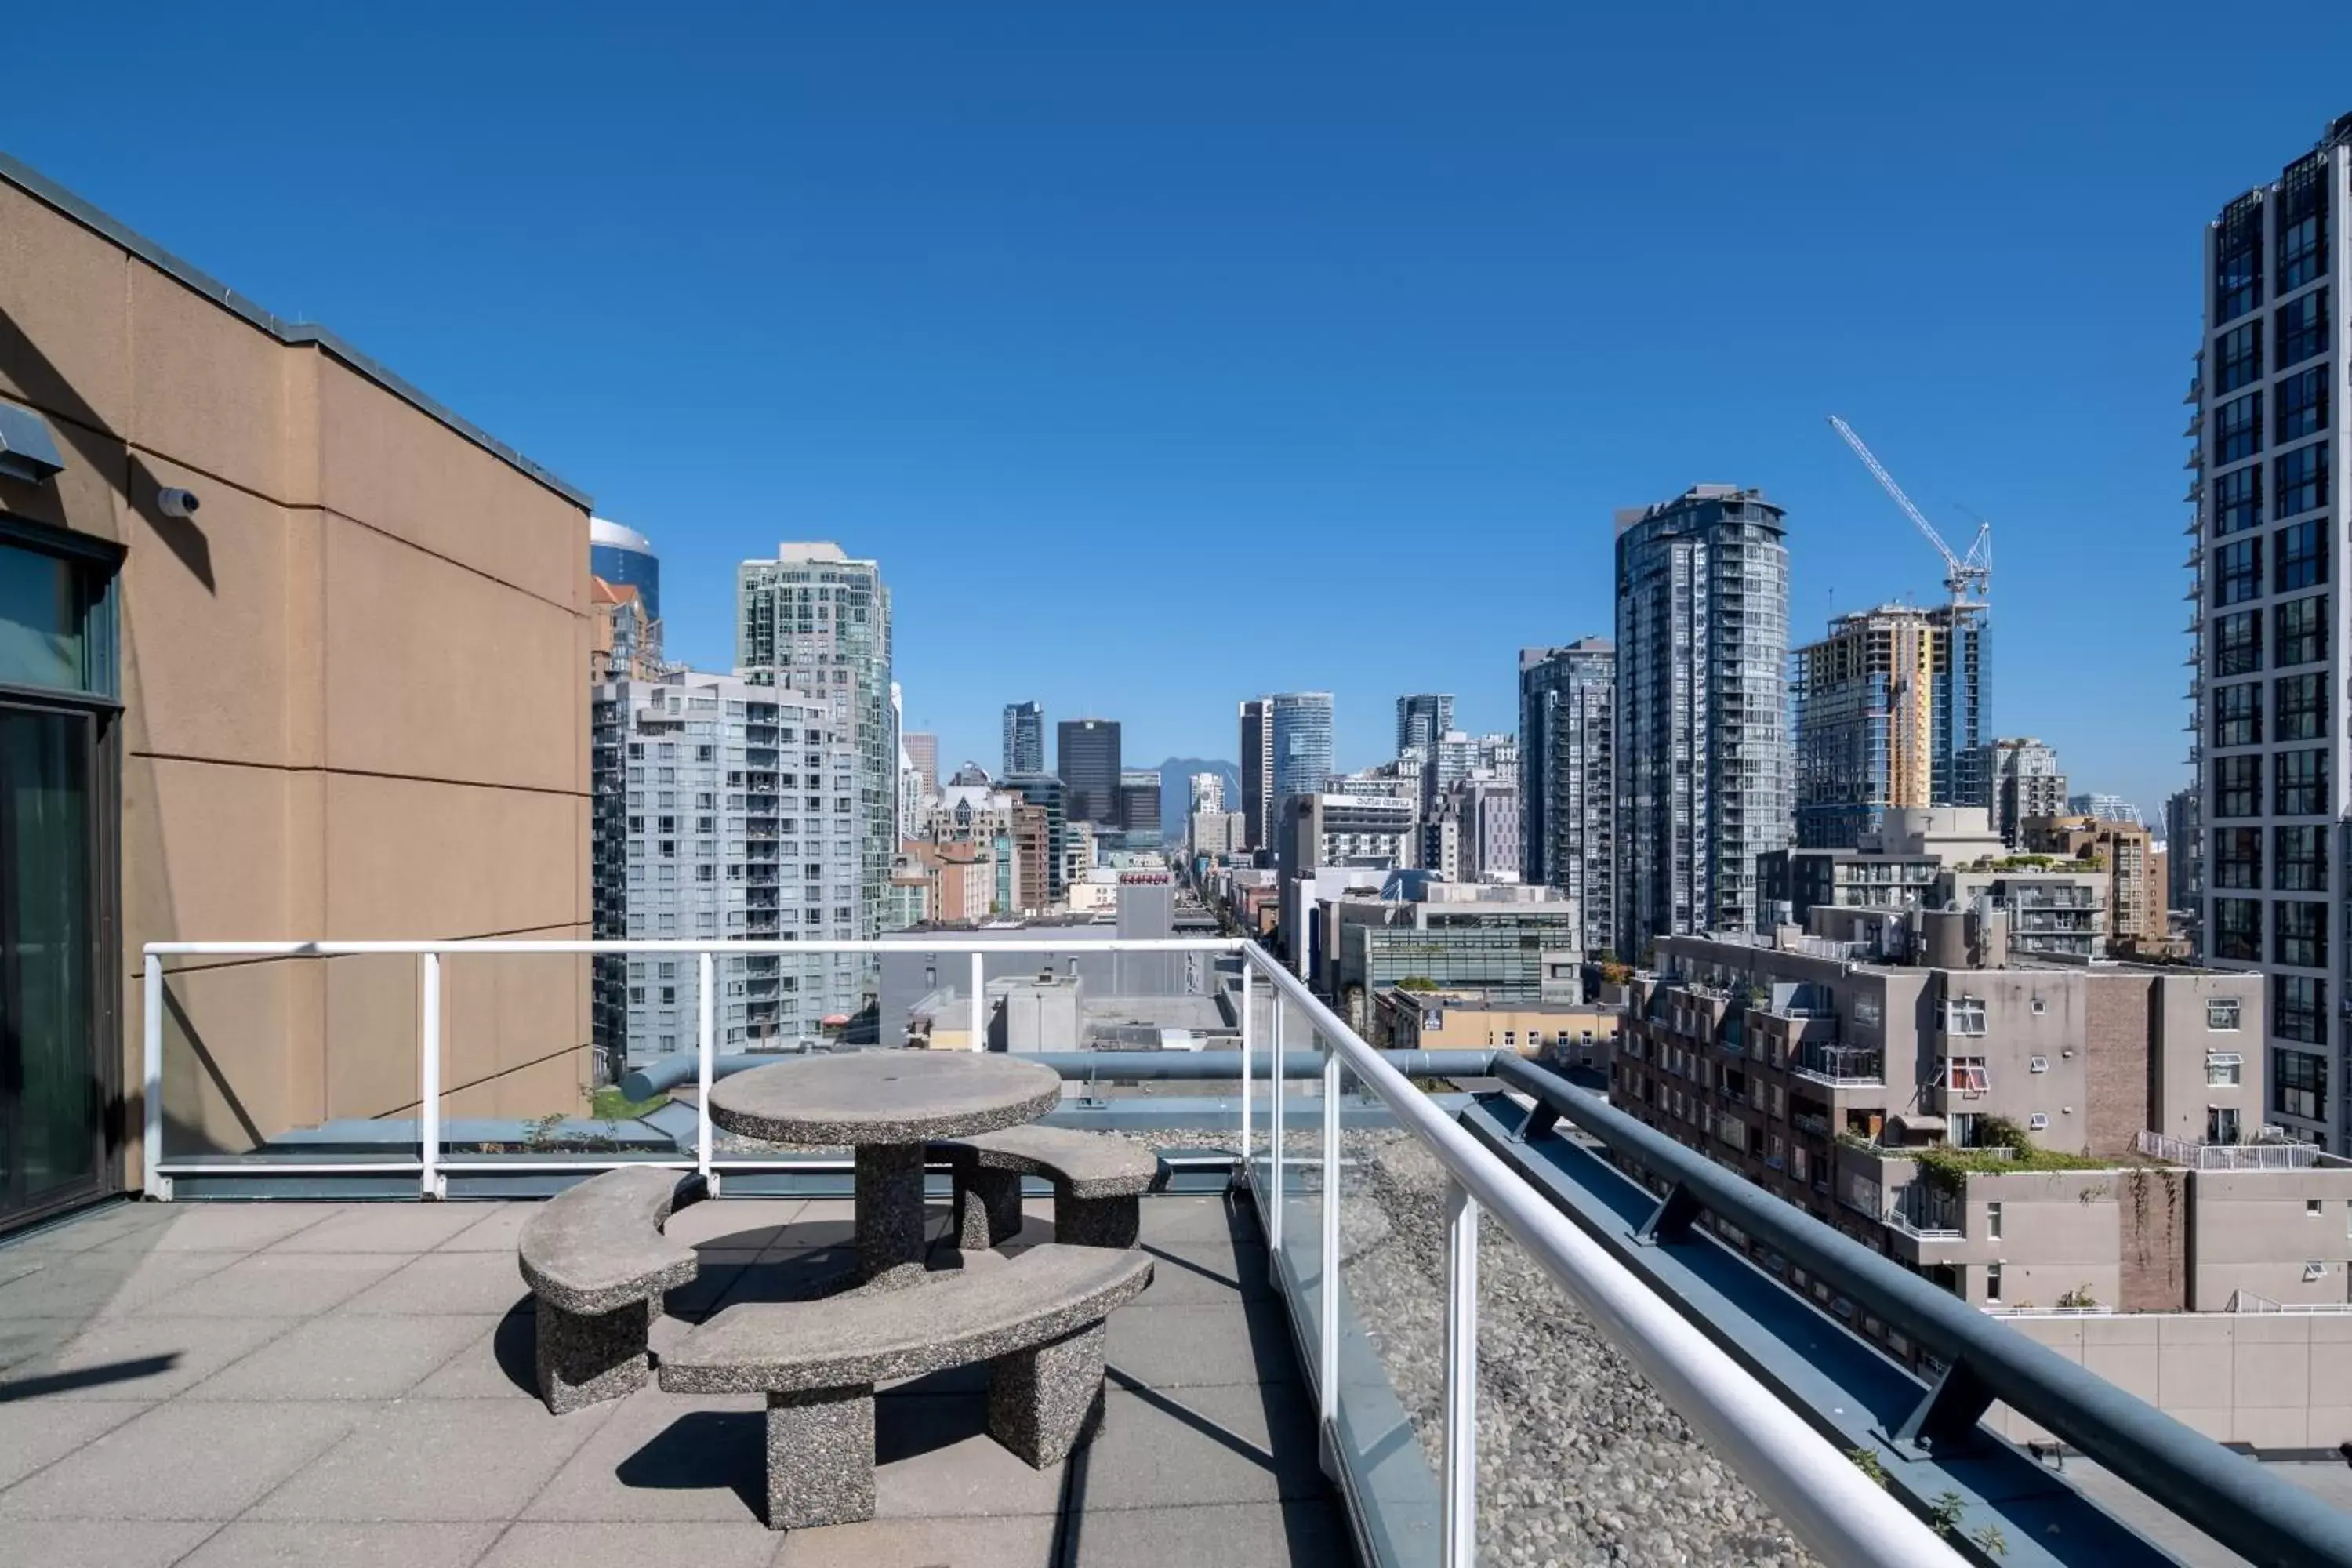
left=17, top=13, right=2352, bottom=822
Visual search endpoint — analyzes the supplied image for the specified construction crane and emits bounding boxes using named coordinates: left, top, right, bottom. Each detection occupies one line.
left=1826, top=416, right=1991, bottom=611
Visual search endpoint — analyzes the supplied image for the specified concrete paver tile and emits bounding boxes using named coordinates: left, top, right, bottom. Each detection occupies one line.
left=0, top=1400, right=360, bottom=1519
left=174, top=1520, right=502, bottom=1568
left=662, top=1199, right=807, bottom=1248
left=433, top=1204, right=535, bottom=1252
left=0, top=1397, right=154, bottom=1489
left=475, top=1521, right=781, bottom=1568
left=524, top=1387, right=768, bottom=1523
left=1069, top=1501, right=1351, bottom=1568
left=127, top=1205, right=346, bottom=1254
left=774, top=1512, right=1058, bottom=1568
left=13, top=1313, right=301, bottom=1401
left=339, top=1251, right=535, bottom=1316
left=406, top=1310, right=541, bottom=1400
left=245, top=1399, right=614, bottom=1521
left=184, top=1312, right=497, bottom=1401
left=0, top=1520, right=217, bottom=1567
left=267, top=1204, right=491, bottom=1254
left=1106, top=1304, right=1298, bottom=1388
left=1075, top=1383, right=1324, bottom=1511
left=129, top=1253, right=406, bottom=1319
left=0, top=1249, right=238, bottom=1323
left=870, top=1394, right=1065, bottom=1519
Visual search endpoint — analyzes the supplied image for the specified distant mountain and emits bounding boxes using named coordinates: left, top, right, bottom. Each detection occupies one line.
left=1158, top=757, right=1241, bottom=840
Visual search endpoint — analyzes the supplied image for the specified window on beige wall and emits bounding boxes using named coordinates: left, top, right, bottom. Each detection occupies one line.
left=2208, top=1051, right=2244, bottom=1086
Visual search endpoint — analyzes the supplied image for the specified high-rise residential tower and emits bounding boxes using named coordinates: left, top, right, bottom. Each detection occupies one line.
left=1958, top=736, right=2067, bottom=848
left=1615, top=485, right=1791, bottom=951
left=902, top=732, right=939, bottom=799
left=1519, top=639, right=1616, bottom=956
left=1395, top=693, right=1454, bottom=757
left=2192, top=112, right=2352, bottom=1149
left=1239, top=699, right=1274, bottom=852
left=592, top=671, right=865, bottom=1067
left=1056, top=718, right=1123, bottom=826
left=1002, top=701, right=1045, bottom=778
left=1270, top=693, right=1335, bottom=816
left=1791, top=606, right=1938, bottom=850
left=735, top=543, right=895, bottom=971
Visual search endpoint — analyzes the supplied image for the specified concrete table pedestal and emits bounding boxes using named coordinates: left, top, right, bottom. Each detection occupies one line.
left=706, top=1052, right=1063, bottom=1290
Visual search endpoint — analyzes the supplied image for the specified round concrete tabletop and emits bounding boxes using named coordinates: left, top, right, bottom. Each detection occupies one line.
left=704, top=1051, right=1064, bottom=1146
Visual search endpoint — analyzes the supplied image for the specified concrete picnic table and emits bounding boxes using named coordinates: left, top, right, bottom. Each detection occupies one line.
left=703, top=1051, right=1062, bottom=1289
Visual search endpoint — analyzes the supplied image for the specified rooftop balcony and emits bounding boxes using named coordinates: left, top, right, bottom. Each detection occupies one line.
left=11, top=938, right=2344, bottom=1566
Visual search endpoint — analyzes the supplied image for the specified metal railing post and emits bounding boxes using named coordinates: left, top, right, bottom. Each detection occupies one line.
left=697, top=951, right=716, bottom=1185
left=1443, top=1178, right=1480, bottom=1568
left=1269, top=988, right=1286, bottom=1253
left=419, top=953, right=442, bottom=1200
left=142, top=951, right=165, bottom=1199
left=1319, top=1040, right=1341, bottom=1424
left=1238, top=963, right=1254, bottom=1167
left=969, top=951, right=985, bottom=1051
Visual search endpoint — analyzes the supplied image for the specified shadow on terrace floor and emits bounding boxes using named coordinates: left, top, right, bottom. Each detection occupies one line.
left=0, top=1191, right=1350, bottom=1568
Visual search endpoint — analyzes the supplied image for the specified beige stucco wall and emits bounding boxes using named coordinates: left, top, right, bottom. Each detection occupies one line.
left=1991, top=1312, right=2352, bottom=1450
left=0, top=173, right=592, bottom=1171
left=2188, top=1170, right=2352, bottom=1309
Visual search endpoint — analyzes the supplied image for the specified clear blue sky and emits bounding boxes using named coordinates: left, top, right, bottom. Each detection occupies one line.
left=13, top=2, right=2351, bottom=820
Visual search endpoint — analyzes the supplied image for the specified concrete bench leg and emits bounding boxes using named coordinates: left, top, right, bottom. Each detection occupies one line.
left=987, top=1320, right=1108, bottom=1468
left=1054, top=1189, right=1139, bottom=1250
left=536, top=1298, right=655, bottom=1414
left=765, top=1384, right=877, bottom=1530
left=956, top=1165, right=1025, bottom=1250
left=855, top=1144, right=929, bottom=1290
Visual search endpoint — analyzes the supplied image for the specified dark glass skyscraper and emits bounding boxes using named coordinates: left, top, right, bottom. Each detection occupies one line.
left=1003, top=701, right=1044, bottom=777
left=1057, top=717, right=1123, bottom=826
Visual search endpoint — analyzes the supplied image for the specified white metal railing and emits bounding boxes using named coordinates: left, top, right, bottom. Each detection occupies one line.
left=2135, top=1128, right=2332, bottom=1169
left=140, top=937, right=1235, bottom=1197
left=140, top=935, right=1958, bottom=1568
left=1236, top=949, right=1955, bottom=1568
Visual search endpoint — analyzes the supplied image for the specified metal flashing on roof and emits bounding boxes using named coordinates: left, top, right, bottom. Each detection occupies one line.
left=0, top=397, right=67, bottom=485
left=0, top=151, right=592, bottom=511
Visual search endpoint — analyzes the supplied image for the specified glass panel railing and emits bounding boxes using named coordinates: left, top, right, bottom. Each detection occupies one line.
left=1271, top=996, right=1326, bottom=1359
left=156, top=951, right=419, bottom=1171
left=434, top=951, right=687, bottom=1173
left=1330, top=1062, right=1443, bottom=1567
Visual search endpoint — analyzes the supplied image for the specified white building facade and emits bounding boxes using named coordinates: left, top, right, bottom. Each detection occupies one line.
left=592, top=671, right=868, bottom=1067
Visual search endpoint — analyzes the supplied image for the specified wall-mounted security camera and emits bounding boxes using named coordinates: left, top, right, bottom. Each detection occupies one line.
left=157, top=487, right=200, bottom=519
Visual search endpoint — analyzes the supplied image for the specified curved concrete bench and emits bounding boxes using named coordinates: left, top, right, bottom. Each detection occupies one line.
left=660, top=1242, right=1152, bottom=1530
left=935, top=1126, right=1160, bottom=1250
left=517, top=1167, right=702, bottom=1413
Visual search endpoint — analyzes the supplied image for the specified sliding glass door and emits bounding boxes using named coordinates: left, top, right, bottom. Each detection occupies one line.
left=0, top=703, right=100, bottom=1221
left=0, top=524, right=118, bottom=1233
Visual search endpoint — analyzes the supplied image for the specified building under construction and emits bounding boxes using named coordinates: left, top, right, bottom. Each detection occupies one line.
left=1792, top=602, right=1986, bottom=848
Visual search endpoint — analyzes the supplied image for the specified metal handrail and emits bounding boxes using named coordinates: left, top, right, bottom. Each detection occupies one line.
left=1238, top=950, right=1955, bottom=1568
left=1487, top=1051, right=2352, bottom=1568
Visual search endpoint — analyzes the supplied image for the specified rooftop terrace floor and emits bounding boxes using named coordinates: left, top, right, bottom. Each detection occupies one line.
left=0, top=1193, right=1348, bottom=1568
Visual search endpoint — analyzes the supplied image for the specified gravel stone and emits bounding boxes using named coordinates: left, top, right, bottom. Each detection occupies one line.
left=1320, top=1128, right=1817, bottom=1567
